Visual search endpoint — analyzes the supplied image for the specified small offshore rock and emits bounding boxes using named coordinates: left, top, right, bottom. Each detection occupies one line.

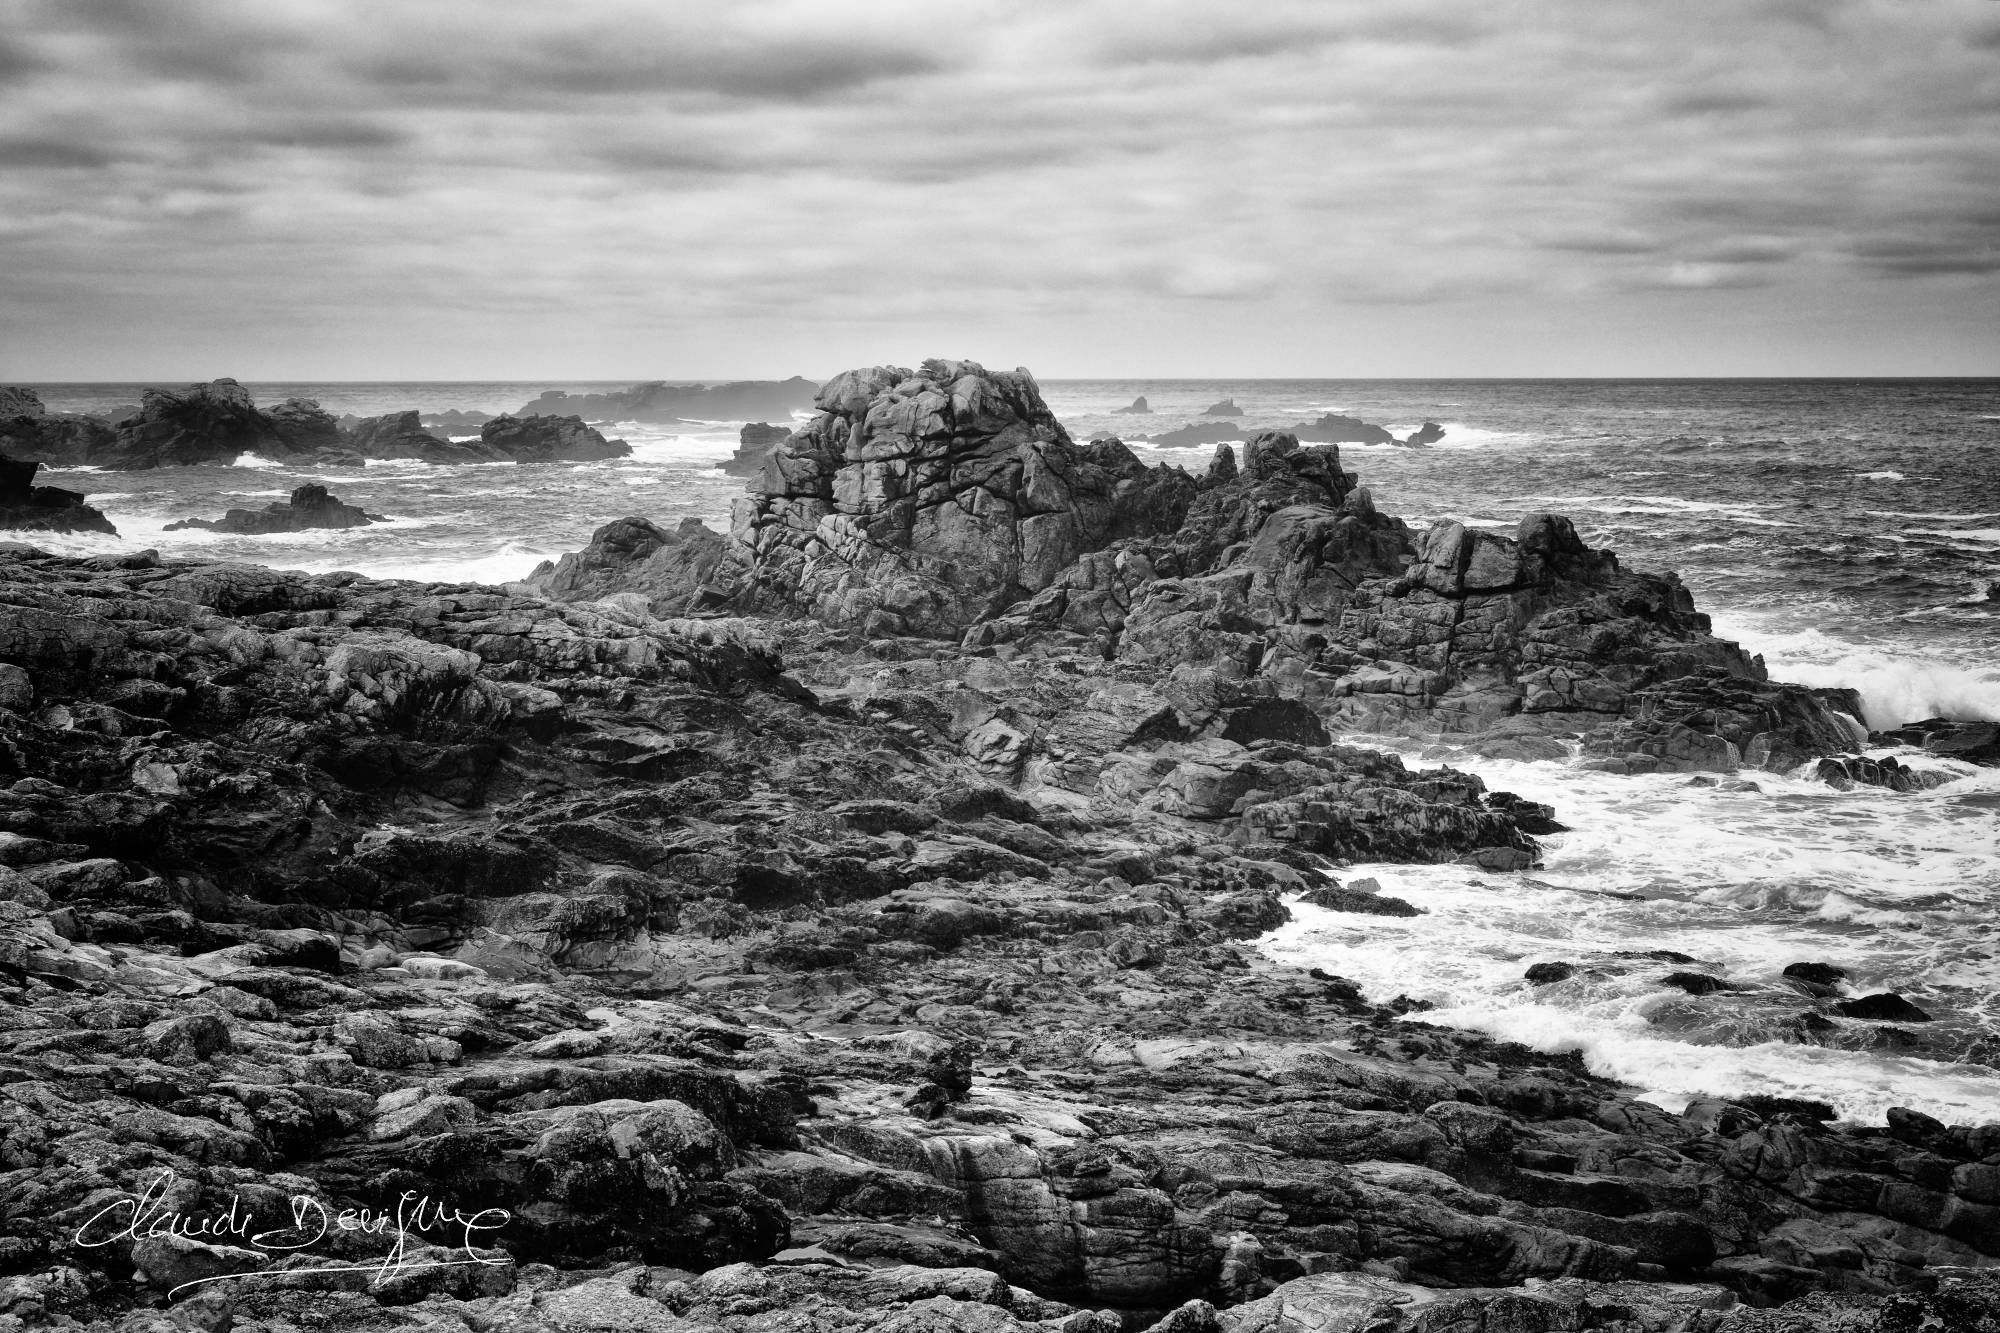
left=1835, top=992, right=1933, bottom=1022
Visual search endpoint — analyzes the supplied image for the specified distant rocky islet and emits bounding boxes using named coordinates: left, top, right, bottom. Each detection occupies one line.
left=0, top=375, right=823, bottom=474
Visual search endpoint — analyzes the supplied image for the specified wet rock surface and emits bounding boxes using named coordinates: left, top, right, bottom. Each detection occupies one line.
left=0, top=363, right=1978, bottom=1331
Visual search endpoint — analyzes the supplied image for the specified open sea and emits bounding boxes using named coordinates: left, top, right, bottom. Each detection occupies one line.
left=17, top=376, right=2000, bottom=1126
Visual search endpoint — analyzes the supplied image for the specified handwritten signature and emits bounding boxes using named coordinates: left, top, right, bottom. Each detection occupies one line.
left=76, top=1171, right=510, bottom=1299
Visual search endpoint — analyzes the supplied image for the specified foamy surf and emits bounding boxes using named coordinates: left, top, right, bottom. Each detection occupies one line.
left=1256, top=748, right=2000, bottom=1126
left=1713, top=612, right=2000, bottom=729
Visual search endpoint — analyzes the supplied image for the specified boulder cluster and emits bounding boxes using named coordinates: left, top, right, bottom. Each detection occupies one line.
left=0, top=381, right=632, bottom=470
left=0, top=360, right=1987, bottom=1332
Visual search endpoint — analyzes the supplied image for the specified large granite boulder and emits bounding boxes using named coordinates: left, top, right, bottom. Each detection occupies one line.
left=700, top=360, right=1198, bottom=637
left=264, top=397, right=347, bottom=455
left=1584, top=670, right=1870, bottom=775
left=1295, top=514, right=1853, bottom=745
left=0, top=456, right=117, bottom=535
left=725, top=422, right=793, bottom=477
left=165, top=483, right=382, bottom=535
left=521, top=516, right=729, bottom=613
left=480, top=413, right=631, bottom=463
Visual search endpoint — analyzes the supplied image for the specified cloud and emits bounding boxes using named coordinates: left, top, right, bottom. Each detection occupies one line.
left=0, top=137, right=115, bottom=169
left=1850, top=237, right=2000, bottom=278
left=1, top=0, right=1996, bottom=377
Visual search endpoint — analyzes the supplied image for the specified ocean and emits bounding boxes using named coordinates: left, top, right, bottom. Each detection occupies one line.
left=18, top=376, right=2000, bottom=1125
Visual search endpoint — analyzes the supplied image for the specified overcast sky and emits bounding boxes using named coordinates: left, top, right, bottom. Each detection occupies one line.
left=2, top=0, right=1996, bottom=380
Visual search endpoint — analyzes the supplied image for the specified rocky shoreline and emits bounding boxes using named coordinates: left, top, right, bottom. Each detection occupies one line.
left=0, top=361, right=1991, bottom=1331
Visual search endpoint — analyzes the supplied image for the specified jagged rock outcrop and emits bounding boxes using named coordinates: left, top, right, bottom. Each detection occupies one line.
left=347, top=410, right=491, bottom=463
left=1405, top=421, right=1446, bottom=446
left=0, top=456, right=117, bottom=535
left=1810, top=753, right=1956, bottom=793
left=1204, top=399, right=1243, bottom=417
left=678, top=360, right=1201, bottom=637
left=105, top=378, right=293, bottom=468
left=519, top=377, right=819, bottom=423
left=4, top=384, right=354, bottom=469
left=263, top=396, right=347, bottom=455
left=725, top=421, right=794, bottom=477
left=1874, top=717, right=2000, bottom=768
left=0, top=543, right=1989, bottom=1328
left=1578, top=672, right=1871, bottom=776
left=1115, top=396, right=1152, bottom=415
left=478, top=413, right=631, bottom=463
left=1283, top=516, right=1860, bottom=762
left=520, top=515, right=729, bottom=612
left=537, top=364, right=1868, bottom=778
left=0, top=386, right=45, bottom=418
left=164, top=483, right=383, bottom=535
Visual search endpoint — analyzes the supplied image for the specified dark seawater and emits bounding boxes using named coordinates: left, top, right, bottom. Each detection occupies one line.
left=19, top=376, right=2000, bottom=1124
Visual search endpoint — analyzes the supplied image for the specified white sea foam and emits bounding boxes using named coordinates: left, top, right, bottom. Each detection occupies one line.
left=1257, top=750, right=2000, bottom=1125
left=1428, top=423, right=1534, bottom=450
left=1855, top=471, right=1905, bottom=481
left=231, top=453, right=285, bottom=469
left=1865, top=510, right=2000, bottom=522
left=279, top=540, right=563, bottom=585
left=1910, top=528, right=2000, bottom=546
left=1713, top=612, right=2000, bottom=729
